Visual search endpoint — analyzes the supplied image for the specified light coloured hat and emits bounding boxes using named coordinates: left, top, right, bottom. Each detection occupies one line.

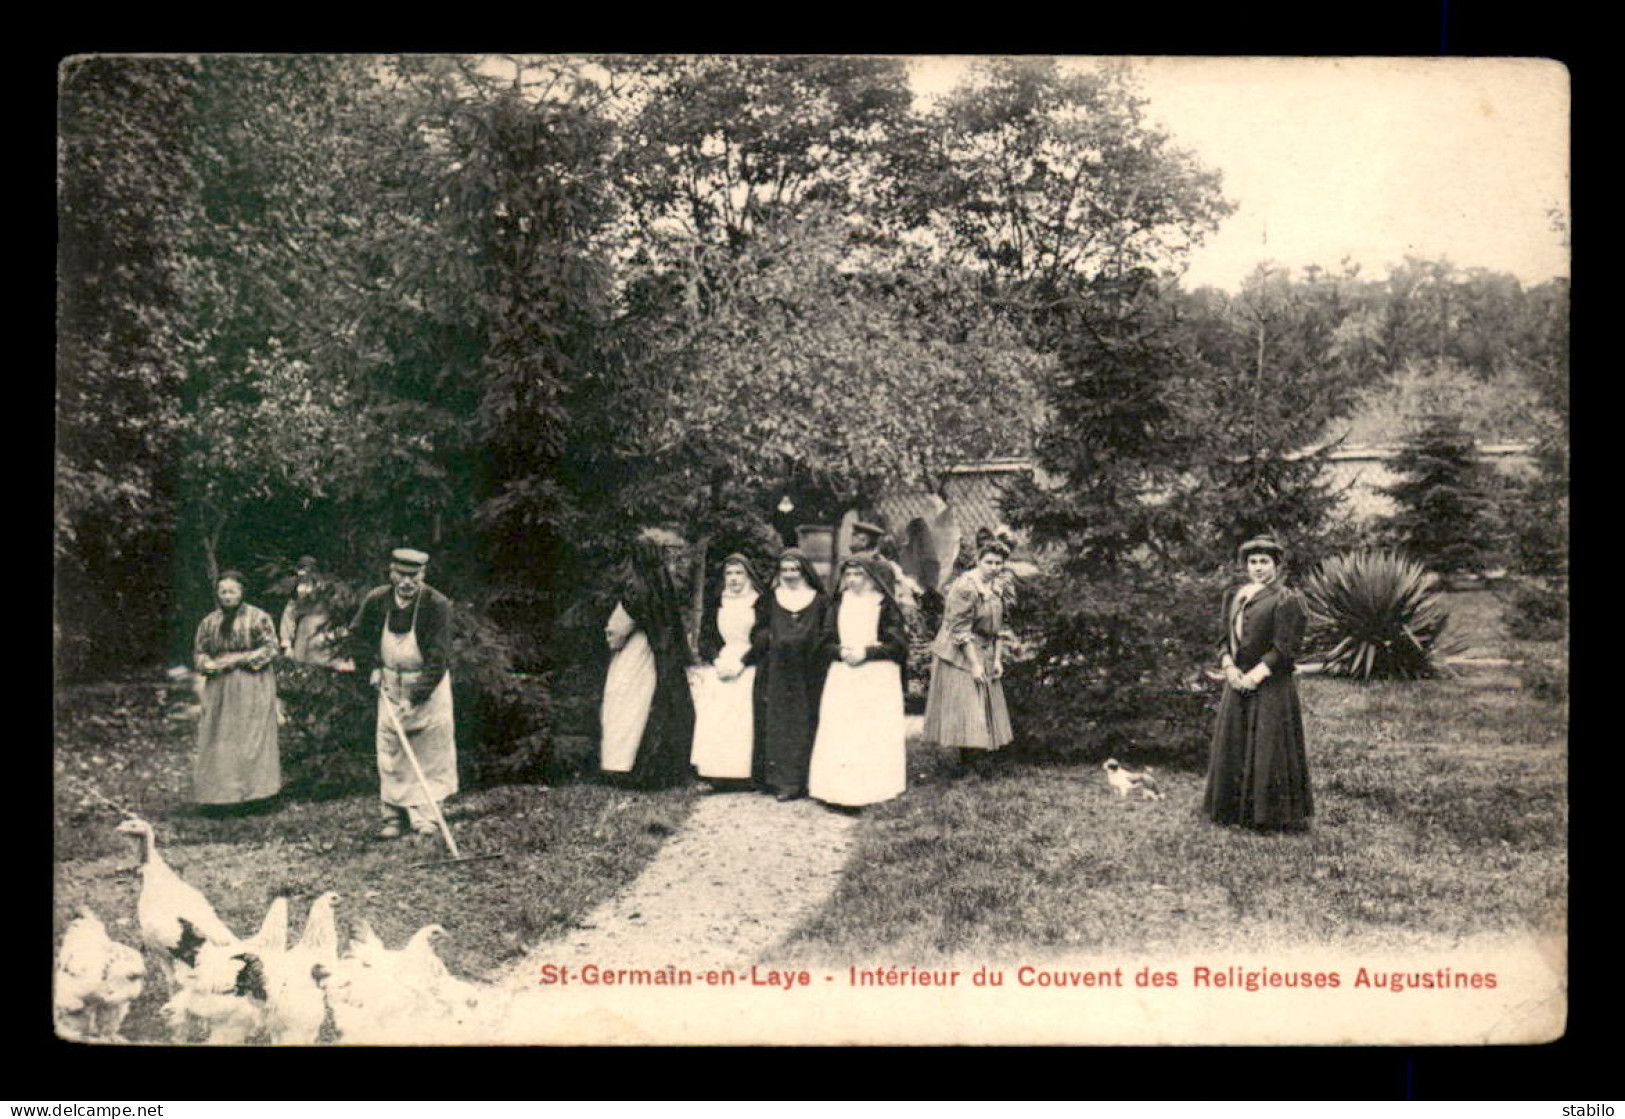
left=390, top=547, right=430, bottom=571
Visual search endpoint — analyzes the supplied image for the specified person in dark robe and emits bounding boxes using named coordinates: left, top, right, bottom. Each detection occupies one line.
left=1202, top=535, right=1314, bottom=831
left=752, top=548, right=830, bottom=801
left=599, top=528, right=696, bottom=790
left=808, top=555, right=909, bottom=811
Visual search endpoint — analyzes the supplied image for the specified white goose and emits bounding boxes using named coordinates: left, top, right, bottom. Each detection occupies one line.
left=114, top=818, right=238, bottom=980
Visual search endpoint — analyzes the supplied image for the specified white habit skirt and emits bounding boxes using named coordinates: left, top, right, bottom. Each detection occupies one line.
left=808, top=659, right=906, bottom=807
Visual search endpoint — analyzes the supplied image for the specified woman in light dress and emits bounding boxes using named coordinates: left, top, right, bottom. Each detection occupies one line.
left=921, top=537, right=1015, bottom=770
left=192, top=570, right=281, bottom=811
left=808, top=555, right=908, bottom=811
left=599, top=529, right=696, bottom=789
left=690, top=554, right=769, bottom=788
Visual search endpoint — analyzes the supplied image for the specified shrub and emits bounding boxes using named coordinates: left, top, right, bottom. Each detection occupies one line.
left=1301, top=549, right=1466, bottom=680
left=1497, top=576, right=1568, bottom=642
left=274, top=659, right=377, bottom=798
left=1000, top=566, right=1218, bottom=766
left=1517, top=656, right=1568, bottom=704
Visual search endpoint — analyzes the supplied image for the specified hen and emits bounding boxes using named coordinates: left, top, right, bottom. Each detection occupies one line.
left=162, top=936, right=268, bottom=1045
left=324, top=921, right=505, bottom=1043
left=54, top=906, right=146, bottom=1042
left=243, top=896, right=289, bottom=955
left=260, top=892, right=341, bottom=1045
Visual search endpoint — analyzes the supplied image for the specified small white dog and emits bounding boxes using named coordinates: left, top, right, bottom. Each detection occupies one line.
left=1103, top=758, right=1163, bottom=800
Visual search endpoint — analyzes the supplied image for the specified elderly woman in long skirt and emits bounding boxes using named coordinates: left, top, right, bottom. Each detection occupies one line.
left=808, top=555, right=908, bottom=811
left=1203, top=535, right=1314, bottom=831
left=922, top=537, right=1014, bottom=770
left=600, top=528, right=696, bottom=790
left=192, top=570, right=281, bottom=811
left=690, top=554, right=770, bottom=789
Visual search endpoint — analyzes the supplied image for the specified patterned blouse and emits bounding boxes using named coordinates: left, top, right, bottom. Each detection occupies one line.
left=194, top=605, right=279, bottom=672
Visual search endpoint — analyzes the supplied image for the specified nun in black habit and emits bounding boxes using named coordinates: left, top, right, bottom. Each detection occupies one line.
left=751, top=548, right=831, bottom=801
left=599, top=529, right=696, bottom=790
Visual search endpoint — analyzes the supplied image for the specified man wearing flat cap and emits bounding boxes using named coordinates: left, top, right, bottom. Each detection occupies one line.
left=345, top=547, right=459, bottom=839
left=848, top=520, right=920, bottom=616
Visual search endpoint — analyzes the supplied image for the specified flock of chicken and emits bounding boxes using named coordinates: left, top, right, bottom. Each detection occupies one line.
left=55, top=817, right=510, bottom=1044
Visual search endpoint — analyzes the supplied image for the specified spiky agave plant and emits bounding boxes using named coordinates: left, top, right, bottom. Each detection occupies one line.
left=1300, top=550, right=1466, bottom=680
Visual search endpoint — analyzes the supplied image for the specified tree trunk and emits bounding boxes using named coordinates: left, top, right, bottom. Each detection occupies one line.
left=202, top=506, right=227, bottom=587
left=689, top=532, right=712, bottom=656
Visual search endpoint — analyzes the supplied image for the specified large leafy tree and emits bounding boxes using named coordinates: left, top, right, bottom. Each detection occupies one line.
left=174, top=55, right=479, bottom=601
left=57, top=57, right=199, bottom=676
left=598, top=58, right=1047, bottom=600
left=900, top=60, right=1237, bottom=753
left=613, top=55, right=913, bottom=253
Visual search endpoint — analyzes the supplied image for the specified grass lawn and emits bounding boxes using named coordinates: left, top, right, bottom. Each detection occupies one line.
left=53, top=588, right=1566, bottom=1039
left=53, top=680, right=697, bottom=1043
left=778, top=598, right=1567, bottom=965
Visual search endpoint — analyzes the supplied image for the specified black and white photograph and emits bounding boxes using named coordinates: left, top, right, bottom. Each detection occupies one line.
left=53, top=53, right=1569, bottom=1045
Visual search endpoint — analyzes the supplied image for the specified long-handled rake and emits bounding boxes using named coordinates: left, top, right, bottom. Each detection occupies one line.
left=379, top=694, right=503, bottom=869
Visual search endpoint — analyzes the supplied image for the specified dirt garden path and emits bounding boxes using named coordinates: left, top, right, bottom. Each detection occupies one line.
left=497, top=790, right=858, bottom=986
left=495, top=716, right=924, bottom=989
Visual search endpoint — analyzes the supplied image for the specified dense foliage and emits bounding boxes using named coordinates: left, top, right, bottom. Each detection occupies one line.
left=58, top=55, right=1567, bottom=772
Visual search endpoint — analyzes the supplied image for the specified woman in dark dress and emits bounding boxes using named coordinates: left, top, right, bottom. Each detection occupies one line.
left=752, top=548, right=830, bottom=801
left=599, top=528, right=696, bottom=790
left=1203, top=535, right=1314, bottom=831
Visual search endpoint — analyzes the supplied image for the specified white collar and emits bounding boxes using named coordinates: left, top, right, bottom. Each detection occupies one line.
left=775, top=583, right=816, bottom=611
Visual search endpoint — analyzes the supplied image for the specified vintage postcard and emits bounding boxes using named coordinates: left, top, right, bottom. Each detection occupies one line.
left=54, top=54, right=1568, bottom=1046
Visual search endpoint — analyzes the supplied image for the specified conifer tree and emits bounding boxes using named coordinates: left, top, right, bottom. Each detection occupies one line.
left=1380, top=412, right=1502, bottom=575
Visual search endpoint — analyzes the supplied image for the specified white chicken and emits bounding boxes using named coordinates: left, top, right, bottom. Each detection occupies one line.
left=114, top=818, right=238, bottom=985
left=243, top=896, right=289, bottom=955
left=161, top=935, right=267, bottom=1044
left=54, top=906, right=147, bottom=1042
left=1103, top=758, right=1164, bottom=800
left=324, top=921, right=506, bottom=1044
left=258, top=892, right=340, bottom=1045
left=291, top=891, right=341, bottom=969
left=323, top=925, right=422, bottom=1044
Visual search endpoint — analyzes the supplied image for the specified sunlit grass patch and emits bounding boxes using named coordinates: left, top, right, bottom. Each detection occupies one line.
left=784, top=665, right=1566, bottom=964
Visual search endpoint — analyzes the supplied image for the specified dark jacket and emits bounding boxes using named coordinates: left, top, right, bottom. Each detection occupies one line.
left=347, top=584, right=454, bottom=704
left=1221, top=581, right=1305, bottom=675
